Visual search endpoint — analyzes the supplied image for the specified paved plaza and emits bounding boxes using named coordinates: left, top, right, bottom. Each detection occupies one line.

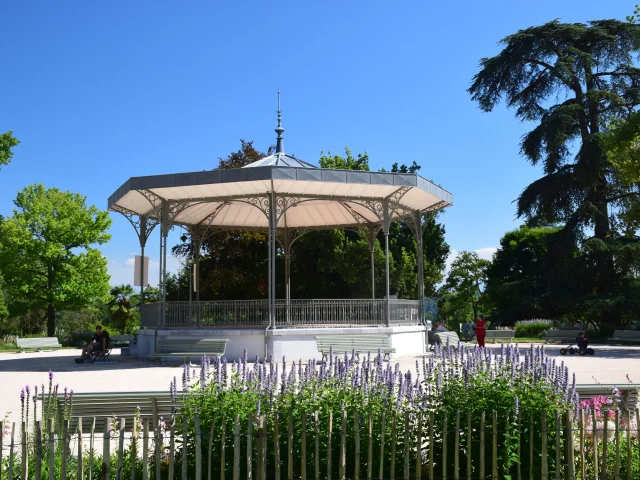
left=1, top=344, right=639, bottom=424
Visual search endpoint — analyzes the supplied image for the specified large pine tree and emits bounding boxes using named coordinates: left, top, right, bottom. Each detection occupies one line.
left=469, top=19, right=640, bottom=325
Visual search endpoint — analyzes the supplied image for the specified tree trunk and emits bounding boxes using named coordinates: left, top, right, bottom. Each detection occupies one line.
left=47, top=304, right=55, bottom=337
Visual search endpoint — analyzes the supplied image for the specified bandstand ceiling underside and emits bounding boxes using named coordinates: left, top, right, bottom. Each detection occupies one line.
left=108, top=166, right=453, bottom=230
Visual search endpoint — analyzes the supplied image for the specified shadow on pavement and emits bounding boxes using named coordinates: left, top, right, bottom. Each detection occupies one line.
left=0, top=351, right=163, bottom=372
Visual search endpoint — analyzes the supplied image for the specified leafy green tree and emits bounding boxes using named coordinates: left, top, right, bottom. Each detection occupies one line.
left=485, top=226, right=575, bottom=325
left=319, top=147, right=369, bottom=170
left=601, top=6, right=640, bottom=233
left=218, top=139, right=275, bottom=169
left=439, top=251, right=490, bottom=321
left=108, top=284, right=139, bottom=334
left=131, top=285, right=160, bottom=305
left=0, top=184, right=112, bottom=336
left=57, top=308, right=103, bottom=335
left=0, top=130, right=20, bottom=170
left=627, top=3, right=640, bottom=23
left=437, top=290, right=473, bottom=328
left=604, top=110, right=640, bottom=234
left=0, top=276, right=9, bottom=324
left=469, top=19, right=640, bottom=326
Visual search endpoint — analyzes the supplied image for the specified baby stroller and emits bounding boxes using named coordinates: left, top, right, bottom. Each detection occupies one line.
left=559, top=344, right=594, bottom=356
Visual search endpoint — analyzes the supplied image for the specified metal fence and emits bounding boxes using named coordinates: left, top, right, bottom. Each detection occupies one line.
left=141, top=299, right=423, bottom=329
left=175, top=300, right=269, bottom=328
left=274, top=299, right=386, bottom=327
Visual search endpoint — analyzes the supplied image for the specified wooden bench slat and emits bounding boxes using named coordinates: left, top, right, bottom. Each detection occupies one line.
left=431, top=332, right=462, bottom=347
left=16, top=337, right=61, bottom=349
left=314, top=335, right=395, bottom=360
left=608, top=330, right=640, bottom=344
left=485, top=331, right=515, bottom=338
left=484, top=330, right=515, bottom=343
left=40, top=391, right=180, bottom=432
left=150, top=338, right=229, bottom=362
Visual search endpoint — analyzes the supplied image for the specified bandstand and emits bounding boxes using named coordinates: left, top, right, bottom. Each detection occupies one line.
left=107, top=100, right=453, bottom=360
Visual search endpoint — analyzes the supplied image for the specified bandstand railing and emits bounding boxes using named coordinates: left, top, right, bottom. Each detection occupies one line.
left=141, top=299, right=423, bottom=329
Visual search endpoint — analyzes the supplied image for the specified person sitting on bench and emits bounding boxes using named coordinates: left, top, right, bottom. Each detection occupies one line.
left=76, top=325, right=106, bottom=363
left=435, top=321, right=449, bottom=332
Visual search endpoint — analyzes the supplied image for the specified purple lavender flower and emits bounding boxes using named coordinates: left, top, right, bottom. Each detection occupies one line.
left=20, top=388, right=25, bottom=400
left=48, top=370, right=53, bottom=381
left=200, top=366, right=207, bottom=390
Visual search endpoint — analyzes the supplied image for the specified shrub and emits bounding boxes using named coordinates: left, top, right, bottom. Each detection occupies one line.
left=176, top=343, right=575, bottom=479
left=515, top=319, right=553, bottom=338
left=0, top=334, right=17, bottom=351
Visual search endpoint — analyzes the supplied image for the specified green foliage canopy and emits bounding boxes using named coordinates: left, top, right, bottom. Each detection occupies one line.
left=469, top=18, right=640, bottom=326
left=0, top=275, right=9, bottom=323
left=469, top=19, right=640, bottom=239
left=108, top=284, right=139, bottom=334
left=438, top=251, right=490, bottom=322
left=0, top=184, right=112, bottom=336
left=319, top=147, right=370, bottom=170
left=0, top=130, right=19, bottom=170
left=485, top=226, right=573, bottom=325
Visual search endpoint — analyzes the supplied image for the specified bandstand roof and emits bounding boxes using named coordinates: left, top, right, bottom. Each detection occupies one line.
left=107, top=100, right=452, bottom=230
left=107, top=163, right=452, bottom=230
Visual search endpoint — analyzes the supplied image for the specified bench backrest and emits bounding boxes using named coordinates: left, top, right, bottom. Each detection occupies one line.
left=433, top=331, right=461, bottom=345
left=611, top=330, right=640, bottom=339
left=42, top=392, right=180, bottom=432
left=16, top=337, right=61, bottom=348
left=110, top=335, right=133, bottom=342
left=156, top=338, right=228, bottom=354
left=485, top=330, right=515, bottom=338
left=544, top=330, right=581, bottom=338
left=315, top=335, right=392, bottom=352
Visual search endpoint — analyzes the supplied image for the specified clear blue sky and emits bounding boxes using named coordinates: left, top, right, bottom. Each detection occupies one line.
left=1, top=1, right=635, bottom=286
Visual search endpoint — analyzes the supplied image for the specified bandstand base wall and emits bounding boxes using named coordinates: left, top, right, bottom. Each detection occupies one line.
left=135, top=325, right=427, bottom=362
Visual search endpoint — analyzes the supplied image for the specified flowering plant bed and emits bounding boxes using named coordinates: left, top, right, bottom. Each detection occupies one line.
left=2, top=345, right=639, bottom=479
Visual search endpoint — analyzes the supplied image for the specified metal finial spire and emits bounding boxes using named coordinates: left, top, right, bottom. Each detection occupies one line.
left=275, top=89, right=285, bottom=154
